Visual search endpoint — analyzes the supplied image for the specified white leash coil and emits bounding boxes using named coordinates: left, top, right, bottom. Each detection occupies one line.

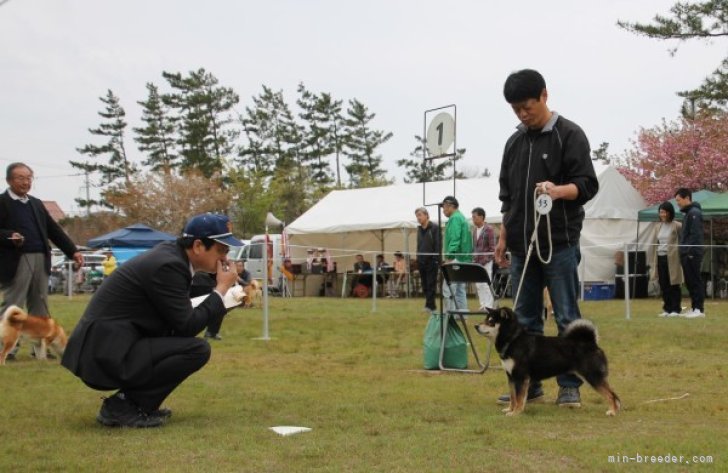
left=512, top=184, right=554, bottom=309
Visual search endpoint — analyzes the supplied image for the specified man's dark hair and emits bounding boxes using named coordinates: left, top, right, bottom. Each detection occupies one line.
left=6, top=162, right=32, bottom=181
left=177, top=236, right=216, bottom=250
left=658, top=201, right=675, bottom=222
left=442, top=195, right=459, bottom=208
left=471, top=207, right=485, bottom=218
left=674, top=188, right=693, bottom=200
left=503, top=69, right=546, bottom=104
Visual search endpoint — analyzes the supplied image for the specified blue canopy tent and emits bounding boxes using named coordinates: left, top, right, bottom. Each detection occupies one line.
left=87, top=224, right=176, bottom=264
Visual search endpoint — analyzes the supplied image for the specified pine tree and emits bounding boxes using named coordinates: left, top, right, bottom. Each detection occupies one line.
left=134, top=82, right=178, bottom=173
left=322, top=93, right=346, bottom=188
left=618, top=0, right=728, bottom=110
left=162, top=68, right=239, bottom=177
left=342, top=99, right=393, bottom=187
left=296, top=83, right=343, bottom=189
left=397, top=135, right=464, bottom=183
left=238, top=86, right=311, bottom=221
left=238, top=85, right=303, bottom=175
left=72, top=89, right=133, bottom=210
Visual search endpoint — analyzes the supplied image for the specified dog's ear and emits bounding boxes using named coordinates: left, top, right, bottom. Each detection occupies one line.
left=499, top=307, right=514, bottom=320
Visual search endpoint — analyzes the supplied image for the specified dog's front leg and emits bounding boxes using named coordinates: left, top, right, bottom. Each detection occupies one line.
left=503, top=378, right=516, bottom=414
left=35, top=340, right=48, bottom=360
left=510, top=378, right=530, bottom=415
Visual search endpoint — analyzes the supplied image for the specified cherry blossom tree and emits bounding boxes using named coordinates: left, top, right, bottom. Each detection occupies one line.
left=617, top=111, right=728, bottom=204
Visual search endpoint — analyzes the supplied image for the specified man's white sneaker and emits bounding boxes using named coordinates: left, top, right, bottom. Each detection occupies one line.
left=658, top=311, right=669, bottom=317
left=667, top=312, right=680, bottom=317
left=683, top=309, right=705, bottom=318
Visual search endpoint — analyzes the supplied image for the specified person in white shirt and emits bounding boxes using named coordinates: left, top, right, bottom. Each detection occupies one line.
left=471, top=207, right=496, bottom=309
left=650, top=201, right=683, bottom=317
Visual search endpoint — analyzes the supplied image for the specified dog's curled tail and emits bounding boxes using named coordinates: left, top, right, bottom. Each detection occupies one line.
left=563, top=319, right=598, bottom=345
left=1, top=305, right=27, bottom=324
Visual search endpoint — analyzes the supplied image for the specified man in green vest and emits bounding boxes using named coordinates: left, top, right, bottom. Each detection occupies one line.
left=442, top=196, right=472, bottom=312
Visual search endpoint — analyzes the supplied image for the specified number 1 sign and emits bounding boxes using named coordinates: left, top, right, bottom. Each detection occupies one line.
left=425, top=111, right=455, bottom=158
left=421, top=104, right=457, bottom=206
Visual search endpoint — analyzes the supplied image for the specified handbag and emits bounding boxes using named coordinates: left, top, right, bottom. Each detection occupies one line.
left=423, top=313, right=467, bottom=370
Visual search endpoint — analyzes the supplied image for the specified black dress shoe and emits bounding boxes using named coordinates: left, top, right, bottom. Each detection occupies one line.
left=96, top=393, right=163, bottom=428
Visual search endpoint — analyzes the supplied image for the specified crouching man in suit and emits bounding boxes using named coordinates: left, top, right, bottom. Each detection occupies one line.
left=62, top=213, right=242, bottom=428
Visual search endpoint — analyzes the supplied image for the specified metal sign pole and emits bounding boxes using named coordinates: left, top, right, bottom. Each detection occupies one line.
left=257, top=228, right=271, bottom=340
left=623, top=244, right=631, bottom=320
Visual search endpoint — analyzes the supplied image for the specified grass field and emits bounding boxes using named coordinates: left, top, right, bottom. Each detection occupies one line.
left=1, top=295, right=726, bottom=472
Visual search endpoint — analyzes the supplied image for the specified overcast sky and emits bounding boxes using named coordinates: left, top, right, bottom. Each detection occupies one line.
left=1, top=0, right=725, bottom=215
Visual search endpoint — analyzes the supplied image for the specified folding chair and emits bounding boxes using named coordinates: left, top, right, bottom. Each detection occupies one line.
left=491, top=265, right=511, bottom=299
left=438, top=262, right=496, bottom=373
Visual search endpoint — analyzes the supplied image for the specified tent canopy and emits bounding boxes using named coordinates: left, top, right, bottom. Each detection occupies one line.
left=699, top=192, right=728, bottom=217
left=584, top=166, right=645, bottom=220
left=286, top=177, right=502, bottom=236
left=637, top=190, right=718, bottom=221
left=87, top=223, right=176, bottom=248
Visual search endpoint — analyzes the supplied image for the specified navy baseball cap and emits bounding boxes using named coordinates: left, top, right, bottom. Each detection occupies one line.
left=182, top=213, right=243, bottom=247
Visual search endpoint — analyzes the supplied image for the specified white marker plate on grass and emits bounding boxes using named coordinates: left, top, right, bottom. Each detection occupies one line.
left=270, top=426, right=312, bottom=436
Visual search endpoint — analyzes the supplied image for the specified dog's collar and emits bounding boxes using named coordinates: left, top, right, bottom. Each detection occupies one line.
left=498, top=326, right=524, bottom=358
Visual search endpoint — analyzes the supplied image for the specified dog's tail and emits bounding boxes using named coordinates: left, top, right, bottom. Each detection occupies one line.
left=1, top=305, right=27, bottom=324
left=563, top=319, right=598, bottom=345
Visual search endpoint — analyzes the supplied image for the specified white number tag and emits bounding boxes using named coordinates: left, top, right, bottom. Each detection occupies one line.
left=536, top=194, right=553, bottom=215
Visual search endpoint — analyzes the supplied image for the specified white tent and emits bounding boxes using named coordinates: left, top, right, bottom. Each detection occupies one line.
left=286, top=177, right=500, bottom=271
left=580, top=165, right=652, bottom=282
left=286, top=166, right=652, bottom=282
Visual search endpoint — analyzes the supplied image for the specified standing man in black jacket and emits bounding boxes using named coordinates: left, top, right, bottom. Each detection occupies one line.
left=62, top=213, right=241, bottom=428
left=675, top=188, right=705, bottom=318
left=494, top=70, right=599, bottom=408
left=415, top=206, right=441, bottom=313
left=0, top=162, right=83, bottom=360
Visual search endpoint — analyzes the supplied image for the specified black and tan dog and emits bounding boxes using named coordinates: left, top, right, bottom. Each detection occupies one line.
left=475, top=307, right=620, bottom=416
left=0, top=305, right=67, bottom=365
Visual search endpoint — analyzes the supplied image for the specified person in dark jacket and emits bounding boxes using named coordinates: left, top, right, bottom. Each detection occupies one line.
left=190, top=271, right=224, bottom=340
left=675, top=188, right=705, bottom=317
left=494, top=69, right=599, bottom=408
left=61, top=213, right=241, bottom=428
left=0, top=162, right=83, bottom=360
left=415, top=207, right=440, bottom=313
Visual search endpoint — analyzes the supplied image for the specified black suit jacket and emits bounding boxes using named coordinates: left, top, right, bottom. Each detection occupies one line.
left=0, top=191, right=78, bottom=284
left=353, top=261, right=371, bottom=272
left=61, top=241, right=227, bottom=389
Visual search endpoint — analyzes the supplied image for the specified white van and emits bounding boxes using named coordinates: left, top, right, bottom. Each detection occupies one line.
left=236, top=234, right=285, bottom=282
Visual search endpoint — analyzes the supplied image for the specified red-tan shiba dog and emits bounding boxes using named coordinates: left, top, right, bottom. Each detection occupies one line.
left=242, top=280, right=263, bottom=308
left=0, top=305, right=68, bottom=365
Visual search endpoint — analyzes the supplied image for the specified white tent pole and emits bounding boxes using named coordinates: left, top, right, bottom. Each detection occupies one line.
left=258, top=228, right=271, bottom=340
left=403, top=227, right=410, bottom=298
left=371, top=250, right=377, bottom=313
left=623, top=243, right=631, bottom=320
left=67, top=260, right=73, bottom=299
